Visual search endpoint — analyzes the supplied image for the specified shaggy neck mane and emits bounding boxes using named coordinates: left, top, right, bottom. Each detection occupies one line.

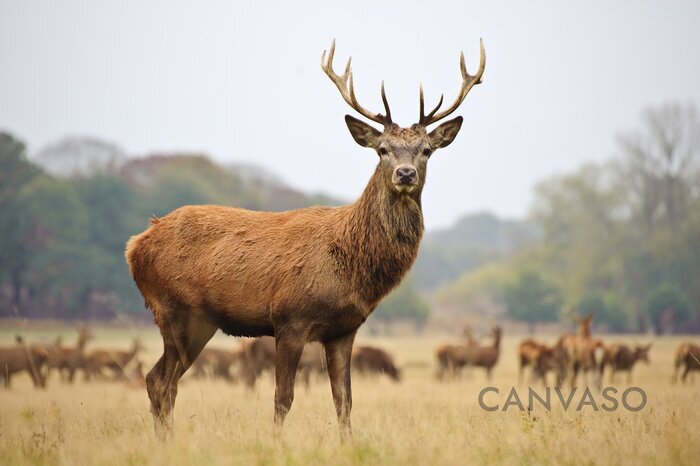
left=336, top=165, right=424, bottom=308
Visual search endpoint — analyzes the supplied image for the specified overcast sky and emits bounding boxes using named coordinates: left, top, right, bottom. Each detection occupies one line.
left=1, top=0, right=699, bottom=229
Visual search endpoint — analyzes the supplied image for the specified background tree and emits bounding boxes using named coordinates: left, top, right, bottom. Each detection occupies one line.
left=0, top=132, right=41, bottom=312
left=644, top=283, right=691, bottom=334
left=374, top=277, right=430, bottom=329
left=573, top=293, right=628, bottom=332
left=16, top=175, right=89, bottom=316
left=503, top=270, right=562, bottom=333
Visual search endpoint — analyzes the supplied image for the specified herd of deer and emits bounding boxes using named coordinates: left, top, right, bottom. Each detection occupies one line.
left=516, top=314, right=699, bottom=387
left=3, top=323, right=699, bottom=393
left=192, top=337, right=401, bottom=386
left=0, top=329, right=401, bottom=390
left=435, top=315, right=700, bottom=388
left=0, top=327, right=145, bottom=389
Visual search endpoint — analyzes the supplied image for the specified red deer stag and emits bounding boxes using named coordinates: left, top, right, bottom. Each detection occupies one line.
left=673, top=342, right=700, bottom=384
left=125, top=39, right=486, bottom=441
left=600, top=343, right=651, bottom=384
left=351, top=345, right=401, bottom=382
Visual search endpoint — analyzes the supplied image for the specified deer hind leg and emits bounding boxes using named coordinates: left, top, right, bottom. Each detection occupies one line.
left=324, top=331, right=357, bottom=443
left=146, top=308, right=216, bottom=440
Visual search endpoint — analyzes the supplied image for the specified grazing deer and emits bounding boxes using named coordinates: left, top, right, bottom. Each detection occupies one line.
left=600, top=343, right=651, bottom=384
left=47, top=326, right=93, bottom=383
left=86, top=338, right=144, bottom=380
left=518, top=339, right=568, bottom=386
left=518, top=339, right=551, bottom=384
left=238, top=337, right=276, bottom=387
left=0, top=336, right=50, bottom=388
left=435, top=326, right=479, bottom=380
left=470, top=326, right=502, bottom=381
left=125, top=39, right=486, bottom=440
left=191, top=346, right=241, bottom=381
left=558, top=314, right=604, bottom=388
left=673, top=342, right=700, bottom=384
left=239, top=337, right=327, bottom=388
left=297, top=343, right=327, bottom=388
left=125, top=360, right=147, bottom=390
left=351, top=345, right=401, bottom=382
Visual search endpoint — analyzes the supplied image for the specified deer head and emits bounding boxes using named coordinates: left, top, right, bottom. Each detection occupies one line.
left=321, top=39, right=485, bottom=197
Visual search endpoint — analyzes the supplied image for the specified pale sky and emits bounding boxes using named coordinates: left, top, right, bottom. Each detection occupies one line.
left=1, top=0, right=699, bottom=229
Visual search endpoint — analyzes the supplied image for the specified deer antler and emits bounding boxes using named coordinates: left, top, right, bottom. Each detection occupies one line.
left=321, top=39, right=393, bottom=126
left=419, top=39, right=486, bottom=127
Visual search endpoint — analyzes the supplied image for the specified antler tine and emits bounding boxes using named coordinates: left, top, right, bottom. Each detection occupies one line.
left=419, top=38, right=486, bottom=127
left=321, top=40, right=392, bottom=126
left=381, top=81, right=392, bottom=124
left=419, top=83, right=444, bottom=125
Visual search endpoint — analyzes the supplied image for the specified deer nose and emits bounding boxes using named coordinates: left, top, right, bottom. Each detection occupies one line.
left=396, top=167, right=416, bottom=184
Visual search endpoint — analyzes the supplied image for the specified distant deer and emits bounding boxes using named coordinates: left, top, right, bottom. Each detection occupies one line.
left=518, top=339, right=552, bottom=384
left=470, top=326, right=502, bottom=381
left=47, top=326, right=93, bottom=382
left=297, top=343, right=327, bottom=388
left=86, top=338, right=144, bottom=380
left=600, top=343, right=651, bottom=384
left=435, top=326, right=479, bottom=380
left=558, top=314, right=604, bottom=388
left=351, top=345, right=401, bottom=382
left=191, top=346, right=241, bottom=381
left=124, top=360, right=147, bottom=390
left=239, top=337, right=327, bottom=389
left=0, top=336, right=50, bottom=388
left=673, top=342, right=700, bottom=384
left=125, top=39, right=486, bottom=440
left=518, top=338, right=569, bottom=386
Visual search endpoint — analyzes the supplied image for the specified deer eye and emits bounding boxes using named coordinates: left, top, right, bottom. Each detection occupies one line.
left=422, top=148, right=432, bottom=157
left=378, top=148, right=388, bottom=156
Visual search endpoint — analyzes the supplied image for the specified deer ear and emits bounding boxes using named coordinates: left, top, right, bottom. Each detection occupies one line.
left=428, top=116, right=463, bottom=148
left=345, top=115, right=381, bottom=148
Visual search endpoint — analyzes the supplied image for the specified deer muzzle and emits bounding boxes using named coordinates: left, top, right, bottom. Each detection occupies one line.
left=393, top=165, right=418, bottom=192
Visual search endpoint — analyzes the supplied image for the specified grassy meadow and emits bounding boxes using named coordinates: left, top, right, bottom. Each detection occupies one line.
left=0, top=325, right=699, bottom=465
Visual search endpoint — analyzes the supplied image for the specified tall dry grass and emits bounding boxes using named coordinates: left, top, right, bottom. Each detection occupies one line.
left=0, top=328, right=698, bottom=465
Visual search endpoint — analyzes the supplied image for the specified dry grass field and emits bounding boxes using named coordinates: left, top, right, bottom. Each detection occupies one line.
left=1, top=326, right=699, bottom=465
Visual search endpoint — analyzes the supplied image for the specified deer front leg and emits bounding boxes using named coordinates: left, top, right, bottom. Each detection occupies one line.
left=324, top=331, right=356, bottom=443
left=273, top=332, right=305, bottom=432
